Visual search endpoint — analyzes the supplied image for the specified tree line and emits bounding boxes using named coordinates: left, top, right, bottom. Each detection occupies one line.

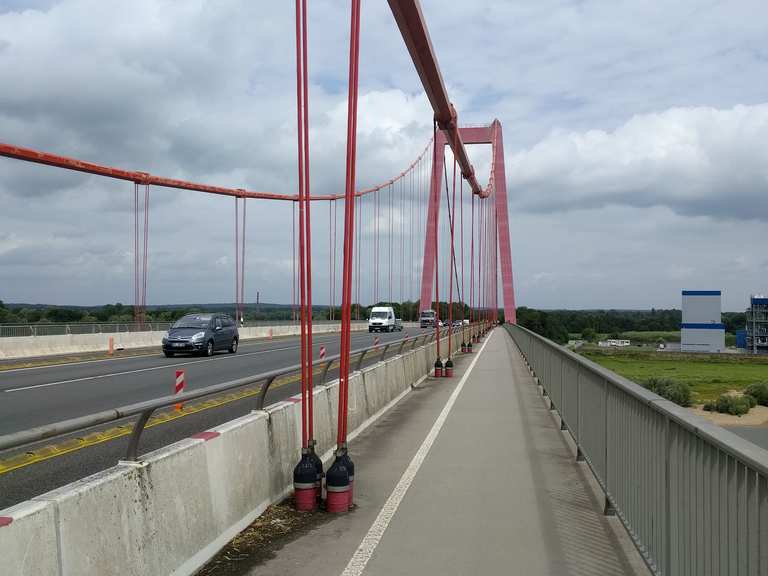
left=0, top=300, right=494, bottom=325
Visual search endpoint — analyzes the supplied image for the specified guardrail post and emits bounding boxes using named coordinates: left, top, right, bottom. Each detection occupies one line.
left=355, top=349, right=368, bottom=371
left=603, top=378, right=615, bottom=516
left=320, top=360, right=333, bottom=386
left=380, top=343, right=390, bottom=360
left=397, top=340, right=407, bottom=355
left=125, top=409, right=155, bottom=461
left=576, top=365, right=584, bottom=462
left=256, top=375, right=278, bottom=410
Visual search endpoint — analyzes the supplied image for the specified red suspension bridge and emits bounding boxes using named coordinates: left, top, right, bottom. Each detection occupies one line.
left=0, top=0, right=515, bottom=515
left=1, top=3, right=765, bottom=576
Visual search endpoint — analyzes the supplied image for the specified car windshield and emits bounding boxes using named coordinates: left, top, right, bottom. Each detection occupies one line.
left=420, top=311, right=435, bottom=318
left=371, top=311, right=389, bottom=319
left=172, top=316, right=211, bottom=329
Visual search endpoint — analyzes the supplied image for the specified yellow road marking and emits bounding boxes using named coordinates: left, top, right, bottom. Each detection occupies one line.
left=0, top=358, right=352, bottom=475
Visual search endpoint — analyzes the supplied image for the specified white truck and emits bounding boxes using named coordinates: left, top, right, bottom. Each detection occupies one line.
left=368, top=306, right=402, bottom=332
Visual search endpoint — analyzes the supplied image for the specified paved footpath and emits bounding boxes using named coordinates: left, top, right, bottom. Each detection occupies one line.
left=244, top=328, right=650, bottom=576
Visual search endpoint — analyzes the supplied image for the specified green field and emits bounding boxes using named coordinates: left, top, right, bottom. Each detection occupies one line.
left=581, top=349, right=768, bottom=403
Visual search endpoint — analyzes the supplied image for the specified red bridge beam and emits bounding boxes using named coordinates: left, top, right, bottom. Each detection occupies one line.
left=387, top=0, right=486, bottom=197
left=0, top=139, right=430, bottom=202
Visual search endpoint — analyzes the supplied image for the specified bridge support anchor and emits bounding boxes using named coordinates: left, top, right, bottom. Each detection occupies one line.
left=434, top=358, right=444, bottom=377
left=326, top=446, right=353, bottom=513
left=293, top=448, right=318, bottom=512
left=444, top=358, right=454, bottom=377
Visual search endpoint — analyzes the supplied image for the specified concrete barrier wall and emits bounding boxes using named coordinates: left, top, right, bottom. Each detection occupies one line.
left=1, top=330, right=463, bottom=576
left=0, top=322, right=424, bottom=360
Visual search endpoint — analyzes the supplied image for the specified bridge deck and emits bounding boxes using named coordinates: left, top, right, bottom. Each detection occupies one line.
left=243, top=328, right=650, bottom=575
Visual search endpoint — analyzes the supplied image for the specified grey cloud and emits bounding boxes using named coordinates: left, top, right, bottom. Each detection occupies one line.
left=1, top=0, right=768, bottom=308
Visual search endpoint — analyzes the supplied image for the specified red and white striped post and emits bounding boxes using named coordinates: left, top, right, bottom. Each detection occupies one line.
left=175, top=370, right=185, bottom=411
left=319, top=345, right=326, bottom=360
left=373, top=336, right=380, bottom=348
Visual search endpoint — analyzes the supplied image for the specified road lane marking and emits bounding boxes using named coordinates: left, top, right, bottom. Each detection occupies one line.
left=340, top=331, right=491, bottom=576
left=0, top=330, right=424, bottom=474
left=0, top=328, right=418, bottom=374
left=0, top=332, right=343, bottom=374
left=3, top=346, right=303, bottom=392
left=0, top=332, right=417, bottom=475
left=1, top=331, right=412, bottom=393
left=0, top=359, right=343, bottom=475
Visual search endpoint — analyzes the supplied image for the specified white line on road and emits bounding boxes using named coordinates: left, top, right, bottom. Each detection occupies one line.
left=2, top=346, right=303, bottom=392
left=2, top=331, right=413, bottom=393
left=0, top=332, right=346, bottom=374
left=339, top=330, right=492, bottom=576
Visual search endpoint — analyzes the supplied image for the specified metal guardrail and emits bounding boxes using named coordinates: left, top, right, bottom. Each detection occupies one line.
left=0, top=320, right=373, bottom=338
left=0, top=325, right=475, bottom=462
left=0, top=322, right=175, bottom=337
left=504, top=323, right=768, bottom=576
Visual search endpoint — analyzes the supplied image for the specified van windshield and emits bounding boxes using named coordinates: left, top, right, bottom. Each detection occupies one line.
left=370, top=311, right=389, bottom=319
left=420, top=311, right=435, bottom=318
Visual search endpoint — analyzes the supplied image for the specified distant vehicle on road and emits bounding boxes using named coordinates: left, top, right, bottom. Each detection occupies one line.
left=162, top=314, right=239, bottom=357
left=368, top=306, right=402, bottom=332
left=419, top=309, right=436, bottom=328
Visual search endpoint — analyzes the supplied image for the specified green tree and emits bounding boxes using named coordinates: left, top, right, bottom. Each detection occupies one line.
left=581, top=327, right=597, bottom=342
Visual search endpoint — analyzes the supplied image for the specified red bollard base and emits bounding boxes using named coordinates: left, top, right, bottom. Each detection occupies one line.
left=326, top=448, right=353, bottom=513
left=434, top=359, right=443, bottom=377
left=444, top=359, right=454, bottom=378
left=326, top=487, right=351, bottom=513
left=294, top=486, right=317, bottom=511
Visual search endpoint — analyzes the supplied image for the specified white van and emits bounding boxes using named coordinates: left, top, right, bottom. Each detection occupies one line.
left=368, top=306, right=402, bottom=332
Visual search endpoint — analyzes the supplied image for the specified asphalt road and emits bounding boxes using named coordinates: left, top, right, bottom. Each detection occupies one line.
left=0, top=327, right=432, bottom=509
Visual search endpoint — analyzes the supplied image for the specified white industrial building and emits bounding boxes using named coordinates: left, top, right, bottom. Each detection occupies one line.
left=681, top=290, right=725, bottom=353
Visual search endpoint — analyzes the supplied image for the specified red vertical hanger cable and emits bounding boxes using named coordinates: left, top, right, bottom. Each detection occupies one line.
left=294, top=0, right=308, bottom=449
left=338, top=0, right=361, bottom=445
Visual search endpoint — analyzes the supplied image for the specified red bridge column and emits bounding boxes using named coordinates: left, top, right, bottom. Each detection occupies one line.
left=491, top=121, right=516, bottom=324
left=418, top=130, right=445, bottom=311
left=418, top=122, right=517, bottom=323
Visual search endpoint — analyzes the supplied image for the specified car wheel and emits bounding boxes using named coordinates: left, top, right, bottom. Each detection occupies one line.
left=229, top=338, right=238, bottom=354
left=164, top=351, right=174, bottom=358
left=205, top=340, right=214, bottom=357
left=369, top=327, right=373, bottom=333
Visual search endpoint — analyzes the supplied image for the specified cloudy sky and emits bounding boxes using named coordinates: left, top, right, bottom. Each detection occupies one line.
left=0, top=0, right=766, bottom=311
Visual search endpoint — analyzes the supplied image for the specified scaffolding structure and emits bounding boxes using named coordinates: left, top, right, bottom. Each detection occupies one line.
left=746, top=294, right=768, bottom=354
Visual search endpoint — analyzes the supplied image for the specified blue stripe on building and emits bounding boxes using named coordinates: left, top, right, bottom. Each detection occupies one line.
left=681, top=290, right=721, bottom=296
left=680, top=323, right=726, bottom=330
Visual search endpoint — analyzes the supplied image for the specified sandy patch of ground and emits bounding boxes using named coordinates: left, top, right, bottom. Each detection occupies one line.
left=690, top=404, right=768, bottom=427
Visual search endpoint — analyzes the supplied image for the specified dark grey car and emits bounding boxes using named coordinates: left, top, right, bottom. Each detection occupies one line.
left=162, top=314, right=239, bottom=357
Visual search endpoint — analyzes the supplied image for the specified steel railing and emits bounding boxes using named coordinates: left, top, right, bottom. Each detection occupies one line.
left=504, top=323, right=768, bottom=575
left=0, top=325, right=475, bottom=462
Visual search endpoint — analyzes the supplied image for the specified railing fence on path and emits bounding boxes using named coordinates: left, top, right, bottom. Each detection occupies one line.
left=505, top=323, right=768, bottom=576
